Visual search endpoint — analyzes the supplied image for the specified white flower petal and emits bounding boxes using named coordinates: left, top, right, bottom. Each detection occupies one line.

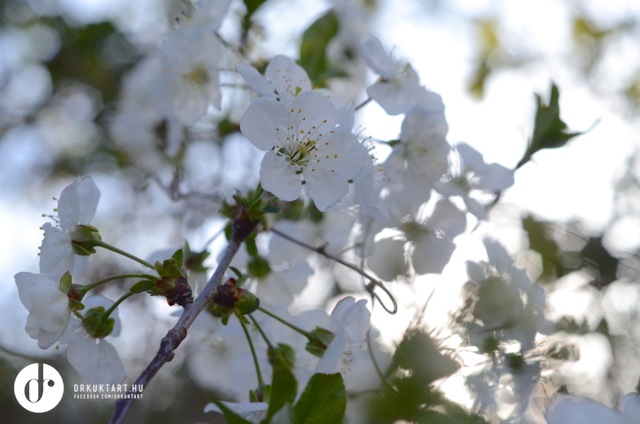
left=360, top=35, right=395, bottom=77
left=240, top=98, right=288, bottom=151
left=236, top=62, right=275, bottom=98
left=67, top=336, right=126, bottom=384
left=316, top=330, right=346, bottom=374
left=428, top=199, right=466, bottom=237
left=304, top=166, right=349, bottom=211
left=15, top=272, right=70, bottom=349
left=368, top=238, right=408, bottom=282
left=266, top=55, right=312, bottom=103
left=412, top=235, right=456, bottom=275
left=57, top=177, right=100, bottom=230
left=39, top=222, right=89, bottom=278
left=259, top=150, right=302, bottom=201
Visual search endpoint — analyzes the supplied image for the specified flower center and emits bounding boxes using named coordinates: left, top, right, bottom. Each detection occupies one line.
left=274, top=109, right=336, bottom=173
left=183, top=64, right=209, bottom=87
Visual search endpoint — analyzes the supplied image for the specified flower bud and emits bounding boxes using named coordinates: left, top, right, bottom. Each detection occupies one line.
left=156, top=276, right=193, bottom=307
left=305, top=326, right=335, bottom=357
left=71, top=224, right=102, bottom=256
left=209, top=278, right=260, bottom=324
left=82, top=306, right=115, bottom=339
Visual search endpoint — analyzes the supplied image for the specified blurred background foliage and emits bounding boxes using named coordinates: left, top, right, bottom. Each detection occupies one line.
left=2, top=0, right=640, bottom=422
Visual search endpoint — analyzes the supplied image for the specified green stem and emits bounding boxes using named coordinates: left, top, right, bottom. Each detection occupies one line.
left=257, top=307, right=312, bottom=338
left=94, top=240, right=155, bottom=270
left=104, top=291, right=136, bottom=318
left=82, top=273, right=157, bottom=294
left=236, top=312, right=264, bottom=387
left=248, top=314, right=274, bottom=351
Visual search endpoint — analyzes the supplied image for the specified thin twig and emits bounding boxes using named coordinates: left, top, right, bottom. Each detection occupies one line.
left=109, top=235, right=244, bottom=424
left=270, top=227, right=397, bottom=314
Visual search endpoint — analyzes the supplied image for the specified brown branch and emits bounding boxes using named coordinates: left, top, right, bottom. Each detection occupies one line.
left=109, top=231, right=245, bottom=424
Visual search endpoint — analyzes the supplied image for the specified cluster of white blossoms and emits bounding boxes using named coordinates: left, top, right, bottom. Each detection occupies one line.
left=14, top=2, right=636, bottom=423
left=15, top=177, right=126, bottom=384
left=110, top=0, right=231, bottom=161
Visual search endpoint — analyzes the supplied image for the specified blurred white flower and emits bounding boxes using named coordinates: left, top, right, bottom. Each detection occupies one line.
left=384, top=108, right=450, bottom=217
left=360, top=35, right=425, bottom=115
left=14, top=272, right=71, bottom=349
left=436, top=143, right=514, bottom=219
left=61, top=296, right=126, bottom=384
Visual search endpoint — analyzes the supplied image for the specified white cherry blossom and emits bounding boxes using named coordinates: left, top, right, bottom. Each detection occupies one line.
left=240, top=91, right=368, bottom=210
left=61, top=295, right=126, bottom=384
left=436, top=143, right=514, bottom=219
left=236, top=55, right=312, bottom=104
left=315, top=297, right=374, bottom=390
left=407, top=199, right=467, bottom=275
left=384, top=108, right=451, bottom=217
left=39, top=176, right=100, bottom=278
left=14, top=272, right=71, bottom=349
left=360, top=35, right=433, bottom=115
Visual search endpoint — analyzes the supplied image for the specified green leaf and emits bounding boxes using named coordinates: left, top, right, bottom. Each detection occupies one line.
left=242, top=0, right=267, bottom=34
left=243, top=0, right=266, bottom=17
left=293, top=373, right=346, bottom=424
left=207, top=399, right=253, bottom=424
left=521, top=215, right=566, bottom=282
left=129, top=280, right=156, bottom=294
left=390, top=329, right=459, bottom=384
left=265, top=348, right=298, bottom=422
left=172, top=248, right=184, bottom=268
left=299, top=10, right=341, bottom=87
left=517, top=83, right=583, bottom=169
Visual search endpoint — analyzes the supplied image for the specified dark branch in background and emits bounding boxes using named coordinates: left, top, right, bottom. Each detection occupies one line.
left=270, top=227, right=397, bottom=314
left=109, top=218, right=253, bottom=424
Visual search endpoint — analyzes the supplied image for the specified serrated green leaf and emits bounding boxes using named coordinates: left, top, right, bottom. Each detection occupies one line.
left=172, top=248, right=184, bottom=268
left=517, top=83, right=583, bottom=169
left=299, top=10, right=340, bottom=87
left=293, top=373, right=346, bottom=424
left=265, top=348, right=297, bottom=422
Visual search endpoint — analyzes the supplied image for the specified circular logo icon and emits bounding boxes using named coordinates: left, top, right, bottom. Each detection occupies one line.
left=14, top=363, right=64, bottom=413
